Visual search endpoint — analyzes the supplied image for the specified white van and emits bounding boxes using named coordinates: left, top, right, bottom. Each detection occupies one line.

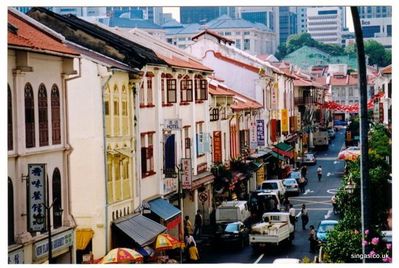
left=260, top=180, right=286, bottom=199
left=215, top=200, right=251, bottom=224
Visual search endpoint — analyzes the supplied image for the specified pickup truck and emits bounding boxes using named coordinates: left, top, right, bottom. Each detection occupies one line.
left=249, top=212, right=294, bottom=249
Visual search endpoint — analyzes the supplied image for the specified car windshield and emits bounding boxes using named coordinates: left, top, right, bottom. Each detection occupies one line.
left=290, top=172, right=301, bottom=179
left=284, top=179, right=296, bottom=185
left=225, top=223, right=239, bottom=232
left=262, top=183, right=278, bottom=190
left=318, top=224, right=336, bottom=233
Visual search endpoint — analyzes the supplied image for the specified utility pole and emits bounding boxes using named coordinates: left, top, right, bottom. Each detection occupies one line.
left=350, top=6, right=370, bottom=263
left=44, top=176, right=53, bottom=264
left=176, top=164, right=183, bottom=264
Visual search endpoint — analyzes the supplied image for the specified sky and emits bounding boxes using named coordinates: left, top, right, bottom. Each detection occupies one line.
left=163, top=7, right=354, bottom=32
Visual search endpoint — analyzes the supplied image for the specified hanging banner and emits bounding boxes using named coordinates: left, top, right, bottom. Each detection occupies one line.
left=281, top=109, right=289, bottom=133
left=256, top=120, right=265, bottom=146
left=28, top=164, right=46, bottom=232
left=272, top=81, right=279, bottom=107
left=250, top=122, right=257, bottom=150
left=181, top=158, right=192, bottom=190
left=213, top=131, right=222, bottom=163
left=297, top=114, right=302, bottom=131
left=256, top=165, right=265, bottom=186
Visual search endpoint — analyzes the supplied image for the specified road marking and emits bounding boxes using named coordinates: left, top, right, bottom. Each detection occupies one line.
left=327, top=188, right=338, bottom=194
left=303, top=189, right=314, bottom=195
left=254, top=254, right=264, bottom=264
left=317, top=157, right=339, bottom=160
left=291, top=196, right=334, bottom=199
left=324, top=210, right=333, bottom=219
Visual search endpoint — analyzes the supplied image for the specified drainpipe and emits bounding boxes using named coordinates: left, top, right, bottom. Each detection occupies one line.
left=63, top=57, right=81, bottom=263
left=98, top=66, right=113, bottom=254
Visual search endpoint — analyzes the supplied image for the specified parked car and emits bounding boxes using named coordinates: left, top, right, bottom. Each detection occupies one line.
left=260, top=180, right=286, bottom=199
left=216, top=221, right=249, bottom=248
left=316, top=220, right=338, bottom=242
left=338, top=146, right=361, bottom=161
left=297, top=153, right=317, bottom=165
left=215, top=200, right=251, bottom=225
left=282, top=178, right=299, bottom=195
left=328, top=128, right=336, bottom=139
left=248, top=190, right=281, bottom=221
left=334, top=120, right=347, bottom=129
left=289, top=171, right=308, bottom=186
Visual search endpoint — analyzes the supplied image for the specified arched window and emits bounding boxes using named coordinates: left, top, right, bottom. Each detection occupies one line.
left=8, top=85, right=13, bottom=150
left=51, top=85, right=61, bottom=144
left=113, top=85, right=120, bottom=136
left=38, top=84, right=49, bottom=146
left=25, top=83, right=35, bottom=148
left=8, top=178, right=15, bottom=245
left=52, top=168, right=62, bottom=229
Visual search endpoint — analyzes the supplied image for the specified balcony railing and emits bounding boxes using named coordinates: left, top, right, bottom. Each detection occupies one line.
left=294, top=96, right=318, bottom=105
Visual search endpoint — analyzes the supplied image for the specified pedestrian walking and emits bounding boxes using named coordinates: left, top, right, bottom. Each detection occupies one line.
left=308, top=225, right=318, bottom=253
left=184, top=216, right=193, bottom=235
left=299, top=176, right=306, bottom=193
left=331, top=195, right=338, bottom=215
left=301, top=165, right=307, bottom=178
left=185, top=233, right=196, bottom=247
left=317, top=166, right=323, bottom=182
left=289, top=204, right=296, bottom=230
left=283, top=194, right=290, bottom=212
left=188, top=242, right=200, bottom=263
left=194, top=210, right=202, bottom=238
left=296, top=204, right=309, bottom=230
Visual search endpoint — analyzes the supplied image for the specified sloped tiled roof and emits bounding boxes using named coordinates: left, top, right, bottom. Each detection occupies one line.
left=192, top=29, right=235, bottom=44
left=156, top=53, right=213, bottom=72
left=381, top=64, right=392, bottom=74
left=205, top=15, right=259, bottom=29
left=8, top=9, right=78, bottom=56
left=208, top=83, right=235, bottom=96
left=210, top=51, right=261, bottom=74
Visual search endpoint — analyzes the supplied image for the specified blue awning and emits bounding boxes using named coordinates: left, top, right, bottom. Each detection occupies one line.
left=113, top=214, right=166, bottom=247
left=148, top=198, right=181, bottom=221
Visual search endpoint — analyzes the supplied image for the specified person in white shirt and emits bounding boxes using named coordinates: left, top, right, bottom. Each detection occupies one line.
left=317, top=166, right=323, bottom=182
left=289, top=204, right=296, bottom=230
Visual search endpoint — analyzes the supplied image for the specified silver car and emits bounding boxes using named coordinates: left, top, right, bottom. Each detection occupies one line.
left=282, top=178, right=299, bottom=195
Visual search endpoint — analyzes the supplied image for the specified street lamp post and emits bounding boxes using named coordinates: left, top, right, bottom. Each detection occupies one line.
left=351, top=6, right=370, bottom=263
left=42, top=176, right=63, bottom=264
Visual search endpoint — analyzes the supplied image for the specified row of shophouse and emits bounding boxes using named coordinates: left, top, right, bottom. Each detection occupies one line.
left=7, top=7, right=391, bottom=264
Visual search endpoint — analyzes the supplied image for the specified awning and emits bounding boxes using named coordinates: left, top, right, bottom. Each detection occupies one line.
left=248, top=161, right=263, bottom=171
left=76, top=228, right=94, bottom=250
left=148, top=198, right=181, bottom=221
left=248, top=149, right=272, bottom=160
left=272, top=142, right=294, bottom=158
left=191, top=172, right=215, bottom=190
left=113, top=214, right=166, bottom=247
left=271, top=151, right=285, bottom=161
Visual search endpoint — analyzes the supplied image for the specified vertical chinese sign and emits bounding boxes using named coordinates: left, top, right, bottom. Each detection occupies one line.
left=28, top=164, right=46, bottom=232
left=250, top=122, right=257, bottom=150
left=281, top=109, right=289, bottom=134
left=256, top=120, right=265, bottom=146
left=213, top=131, right=222, bottom=163
left=256, top=165, right=265, bottom=187
left=181, top=158, right=192, bottom=190
left=272, top=81, right=278, bottom=109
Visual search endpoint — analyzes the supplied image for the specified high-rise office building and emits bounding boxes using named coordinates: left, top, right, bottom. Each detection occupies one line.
left=295, top=7, right=307, bottom=33
left=279, top=7, right=298, bottom=44
left=237, top=7, right=277, bottom=31
left=106, top=7, right=163, bottom=25
left=180, top=7, right=236, bottom=24
left=307, top=7, right=346, bottom=45
left=358, top=6, right=392, bottom=18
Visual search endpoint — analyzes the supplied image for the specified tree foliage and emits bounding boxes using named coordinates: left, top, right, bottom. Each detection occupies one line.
left=276, top=33, right=391, bottom=67
left=323, top=124, right=392, bottom=263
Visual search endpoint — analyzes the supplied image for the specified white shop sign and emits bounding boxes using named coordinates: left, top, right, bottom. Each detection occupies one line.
left=33, top=229, right=73, bottom=260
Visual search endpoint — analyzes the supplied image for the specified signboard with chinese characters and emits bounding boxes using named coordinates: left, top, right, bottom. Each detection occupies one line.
left=164, top=119, right=182, bottom=130
left=33, top=229, right=73, bottom=261
left=181, top=158, right=192, bottom=190
left=163, top=177, right=177, bottom=195
left=256, top=120, right=265, bottom=146
left=297, top=114, right=301, bottom=131
left=272, top=81, right=278, bottom=107
left=28, top=164, right=46, bottom=232
left=281, top=109, right=289, bottom=133
left=250, top=122, right=257, bottom=150
left=256, top=165, right=265, bottom=187
left=8, top=248, right=24, bottom=264
left=213, top=131, right=222, bottom=163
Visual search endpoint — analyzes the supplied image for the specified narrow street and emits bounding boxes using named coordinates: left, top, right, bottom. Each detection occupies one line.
left=200, top=129, right=346, bottom=263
